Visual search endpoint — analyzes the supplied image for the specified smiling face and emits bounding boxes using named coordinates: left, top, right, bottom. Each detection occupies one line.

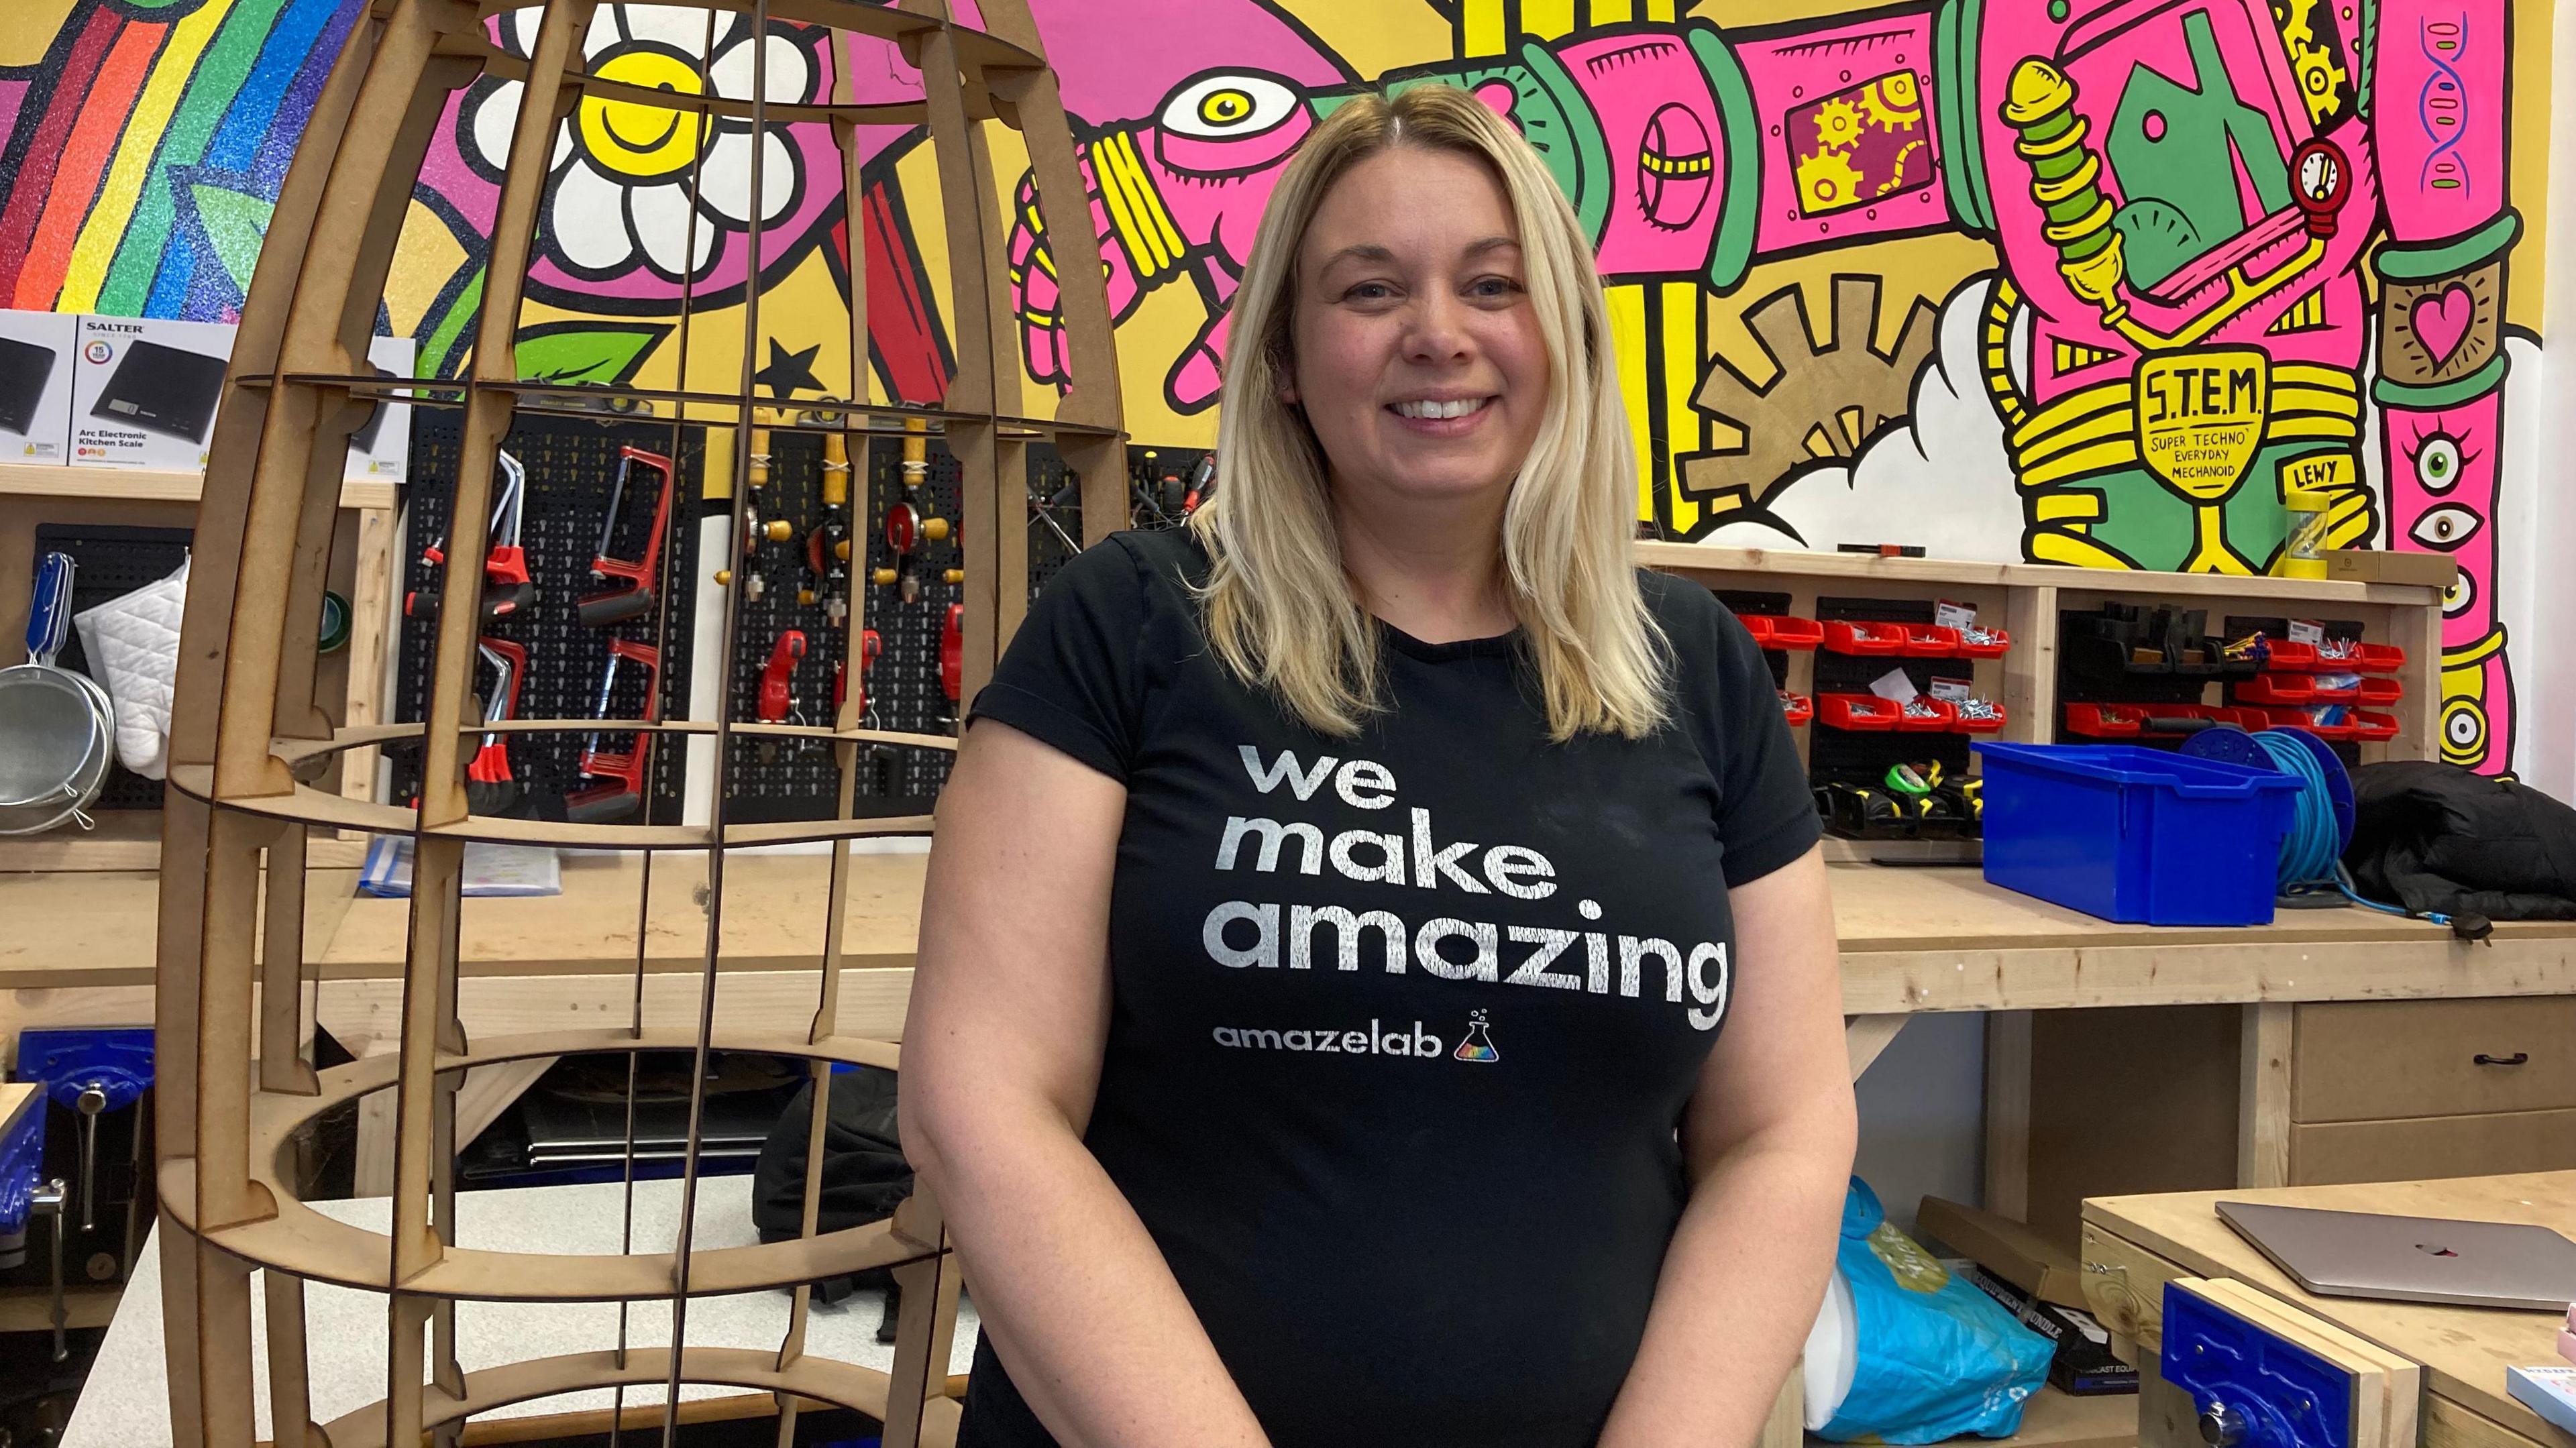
left=1285, top=146, right=1552, bottom=519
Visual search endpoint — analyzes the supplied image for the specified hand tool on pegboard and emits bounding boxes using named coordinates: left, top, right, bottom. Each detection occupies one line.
left=800, top=402, right=854, bottom=630
left=568, top=445, right=676, bottom=822
left=839, top=627, right=883, bottom=724
left=873, top=500, right=959, bottom=605
left=405, top=451, right=535, bottom=625
left=578, top=446, right=677, bottom=626
left=468, top=638, right=527, bottom=815
left=715, top=410, right=796, bottom=602
left=755, top=629, right=805, bottom=765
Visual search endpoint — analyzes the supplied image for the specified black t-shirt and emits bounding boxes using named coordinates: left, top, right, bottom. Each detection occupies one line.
left=956, top=528, right=1819, bottom=1448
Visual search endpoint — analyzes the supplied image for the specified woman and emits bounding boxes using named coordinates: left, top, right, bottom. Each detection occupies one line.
left=903, top=82, right=1856, bottom=1448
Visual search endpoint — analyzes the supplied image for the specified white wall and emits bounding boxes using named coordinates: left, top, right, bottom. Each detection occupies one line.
left=2524, top=0, right=2576, bottom=801
left=1849, top=1011, right=1988, bottom=1238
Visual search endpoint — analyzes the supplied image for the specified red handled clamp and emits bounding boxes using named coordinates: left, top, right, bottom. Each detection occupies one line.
left=758, top=630, right=807, bottom=724
left=466, top=638, right=527, bottom=816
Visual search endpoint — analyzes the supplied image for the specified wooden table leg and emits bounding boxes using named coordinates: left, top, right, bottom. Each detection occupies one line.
left=2239, top=1003, right=2293, bottom=1187
left=1984, top=1010, right=2033, bottom=1223
left=1845, top=1013, right=1911, bottom=1081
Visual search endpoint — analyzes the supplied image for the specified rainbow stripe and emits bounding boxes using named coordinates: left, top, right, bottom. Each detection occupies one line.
left=16, top=19, right=168, bottom=311
left=142, top=0, right=352, bottom=317
left=60, top=0, right=243, bottom=313
left=0, top=6, right=124, bottom=304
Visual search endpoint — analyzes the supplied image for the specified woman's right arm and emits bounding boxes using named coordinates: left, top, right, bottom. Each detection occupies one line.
left=900, top=718, right=1273, bottom=1448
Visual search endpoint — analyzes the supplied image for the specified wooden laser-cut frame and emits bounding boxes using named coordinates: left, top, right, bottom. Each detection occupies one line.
left=152, top=1, right=1123, bottom=1442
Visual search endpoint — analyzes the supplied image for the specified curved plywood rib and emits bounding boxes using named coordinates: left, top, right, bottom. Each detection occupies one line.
left=151, top=0, right=1121, bottom=1443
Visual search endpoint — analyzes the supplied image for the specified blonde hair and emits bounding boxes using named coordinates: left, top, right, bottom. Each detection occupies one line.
left=1187, top=83, right=1669, bottom=742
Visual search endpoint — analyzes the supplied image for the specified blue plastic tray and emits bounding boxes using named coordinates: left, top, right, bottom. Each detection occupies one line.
left=1973, top=742, right=2302, bottom=925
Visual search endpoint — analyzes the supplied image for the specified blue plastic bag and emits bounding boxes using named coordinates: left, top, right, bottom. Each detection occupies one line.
left=1815, top=1178, right=2055, bottom=1443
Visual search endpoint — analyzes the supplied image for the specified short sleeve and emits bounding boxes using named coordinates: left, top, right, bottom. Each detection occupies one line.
left=967, top=536, right=1148, bottom=782
left=1662, top=577, right=1822, bottom=886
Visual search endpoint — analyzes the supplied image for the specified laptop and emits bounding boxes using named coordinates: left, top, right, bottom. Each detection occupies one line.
left=0, top=334, right=58, bottom=436
left=2218, top=1200, right=2576, bottom=1311
left=90, top=338, right=227, bottom=443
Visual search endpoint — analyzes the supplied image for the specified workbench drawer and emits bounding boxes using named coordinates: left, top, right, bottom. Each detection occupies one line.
left=2288, top=1107, right=2576, bottom=1184
left=2292, top=999, right=2576, bottom=1123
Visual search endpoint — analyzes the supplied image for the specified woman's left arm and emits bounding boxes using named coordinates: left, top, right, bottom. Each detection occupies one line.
left=1599, top=843, right=1857, bottom=1448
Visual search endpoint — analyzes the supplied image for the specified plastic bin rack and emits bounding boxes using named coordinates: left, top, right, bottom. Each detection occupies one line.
left=2233, top=673, right=2403, bottom=706
left=1973, top=742, right=2303, bottom=925
left=2242, top=706, right=2400, bottom=741
left=1821, top=620, right=2008, bottom=659
left=1739, top=614, right=1825, bottom=651
left=2061, top=703, right=2269, bottom=738
left=1817, top=693, right=2001, bottom=734
left=2261, top=638, right=2404, bottom=673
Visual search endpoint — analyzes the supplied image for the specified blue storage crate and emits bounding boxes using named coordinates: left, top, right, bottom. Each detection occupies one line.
left=1971, top=742, right=2301, bottom=926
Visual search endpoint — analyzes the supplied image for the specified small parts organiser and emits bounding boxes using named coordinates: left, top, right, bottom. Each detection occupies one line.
left=1737, top=613, right=1824, bottom=651
left=2058, top=602, right=2404, bottom=747
left=1820, top=619, right=2010, bottom=658
left=2225, top=630, right=2405, bottom=740
left=1814, top=693, right=2007, bottom=734
left=2061, top=701, right=2399, bottom=743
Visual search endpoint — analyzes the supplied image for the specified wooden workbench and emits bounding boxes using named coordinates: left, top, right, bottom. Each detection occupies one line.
left=2081, top=1170, right=2576, bottom=1448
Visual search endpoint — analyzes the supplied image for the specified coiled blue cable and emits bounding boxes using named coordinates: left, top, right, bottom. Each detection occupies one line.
left=2251, top=730, right=2443, bottom=924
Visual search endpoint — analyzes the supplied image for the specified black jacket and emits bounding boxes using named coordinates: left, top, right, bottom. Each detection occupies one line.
left=2346, top=761, right=2576, bottom=922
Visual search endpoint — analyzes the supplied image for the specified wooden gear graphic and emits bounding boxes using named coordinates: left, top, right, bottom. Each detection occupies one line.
left=150, top=0, right=1124, bottom=1443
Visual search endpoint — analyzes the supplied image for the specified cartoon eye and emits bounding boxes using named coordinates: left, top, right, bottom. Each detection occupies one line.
left=2443, top=569, right=2477, bottom=616
left=2408, top=503, right=2482, bottom=551
left=2411, top=434, right=2463, bottom=492
left=2442, top=697, right=2487, bottom=765
left=1162, top=73, right=1299, bottom=140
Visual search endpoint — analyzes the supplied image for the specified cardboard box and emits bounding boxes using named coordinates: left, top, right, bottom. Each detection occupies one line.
left=71, top=316, right=235, bottom=470
left=2323, top=548, right=2458, bottom=591
left=0, top=310, right=75, bottom=462
left=1967, top=1266, right=2139, bottom=1396
left=345, top=335, right=415, bottom=484
left=1916, top=1196, right=2088, bottom=1311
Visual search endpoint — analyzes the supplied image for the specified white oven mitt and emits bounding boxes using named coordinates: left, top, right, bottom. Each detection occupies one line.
left=73, top=556, right=188, bottom=780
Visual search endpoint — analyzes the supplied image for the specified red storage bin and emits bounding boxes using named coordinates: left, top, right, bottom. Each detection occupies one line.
left=1951, top=700, right=2007, bottom=734
left=1768, top=616, right=1824, bottom=650
left=1778, top=691, right=1813, bottom=727
left=1822, top=620, right=1908, bottom=655
left=2236, top=673, right=2319, bottom=705
left=2352, top=709, right=2400, bottom=740
left=2355, top=676, right=2402, bottom=705
left=2261, top=639, right=2321, bottom=669
left=1900, top=624, right=1964, bottom=657
left=2249, top=706, right=2361, bottom=740
left=2063, top=704, right=2144, bottom=738
left=1737, top=614, right=1825, bottom=652
left=1816, top=693, right=1902, bottom=730
left=2315, top=640, right=2406, bottom=673
left=1895, top=697, right=1957, bottom=731
left=1955, top=626, right=2012, bottom=659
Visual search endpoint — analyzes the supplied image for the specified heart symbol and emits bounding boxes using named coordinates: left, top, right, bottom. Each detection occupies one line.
left=2412, top=284, right=2475, bottom=367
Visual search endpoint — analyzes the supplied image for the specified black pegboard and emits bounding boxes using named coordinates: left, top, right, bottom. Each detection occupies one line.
left=30, top=522, right=193, bottom=812
left=1809, top=594, right=1976, bottom=788
left=391, top=410, right=704, bottom=823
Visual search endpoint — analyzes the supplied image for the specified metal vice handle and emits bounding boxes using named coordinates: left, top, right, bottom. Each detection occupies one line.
left=31, top=1176, right=66, bottom=1361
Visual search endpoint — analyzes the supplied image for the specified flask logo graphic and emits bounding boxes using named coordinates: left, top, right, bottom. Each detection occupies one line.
left=1454, top=1009, right=1499, bottom=1063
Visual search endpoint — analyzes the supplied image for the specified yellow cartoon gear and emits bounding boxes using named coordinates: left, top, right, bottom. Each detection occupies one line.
left=1811, top=97, right=1866, bottom=152
left=1796, top=148, right=1868, bottom=213
left=1860, top=72, right=1924, bottom=132
left=2277, top=0, right=2351, bottom=124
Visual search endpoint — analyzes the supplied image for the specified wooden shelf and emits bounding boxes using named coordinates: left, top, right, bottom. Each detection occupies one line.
left=0, top=459, right=394, bottom=510
left=1638, top=540, right=2440, bottom=606
left=0, top=810, right=365, bottom=874
left=1805, top=1384, right=2137, bottom=1448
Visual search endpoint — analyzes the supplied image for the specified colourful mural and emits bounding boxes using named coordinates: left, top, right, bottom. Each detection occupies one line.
left=0, top=0, right=2551, bottom=773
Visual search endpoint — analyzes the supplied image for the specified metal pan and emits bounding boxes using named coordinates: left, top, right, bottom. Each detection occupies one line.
left=0, top=553, right=115, bottom=833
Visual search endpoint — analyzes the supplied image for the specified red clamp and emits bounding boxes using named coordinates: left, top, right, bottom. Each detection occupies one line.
left=758, top=631, right=806, bottom=724
left=837, top=628, right=882, bottom=714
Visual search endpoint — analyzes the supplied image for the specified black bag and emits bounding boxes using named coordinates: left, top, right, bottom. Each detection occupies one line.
left=2346, top=761, right=2576, bottom=925
left=751, top=1064, right=914, bottom=1338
